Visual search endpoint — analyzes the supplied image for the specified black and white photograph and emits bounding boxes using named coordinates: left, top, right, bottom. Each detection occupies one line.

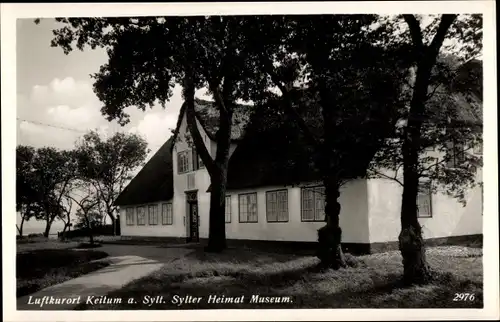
left=2, top=2, right=498, bottom=321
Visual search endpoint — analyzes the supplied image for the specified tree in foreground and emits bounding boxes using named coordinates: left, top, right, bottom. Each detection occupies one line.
left=74, top=130, right=149, bottom=235
left=43, top=16, right=257, bottom=251
left=240, top=15, right=411, bottom=269
left=369, top=14, right=483, bottom=284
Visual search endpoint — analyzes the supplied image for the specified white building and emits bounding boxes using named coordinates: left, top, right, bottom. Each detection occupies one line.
left=115, top=61, right=483, bottom=254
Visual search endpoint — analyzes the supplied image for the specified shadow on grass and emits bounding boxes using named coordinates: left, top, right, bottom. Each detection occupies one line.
left=76, top=265, right=483, bottom=310
left=73, top=247, right=483, bottom=310
left=16, top=249, right=110, bottom=298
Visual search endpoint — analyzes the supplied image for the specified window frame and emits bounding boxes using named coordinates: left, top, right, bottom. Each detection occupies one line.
left=148, top=204, right=159, bottom=225
left=177, top=150, right=190, bottom=174
left=446, top=141, right=466, bottom=168
left=301, top=185, right=326, bottom=222
left=192, top=148, right=205, bottom=170
left=136, top=206, right=146, bottom=225
left=161, top=202, right=173, bottom=225
left=417, top=182, right=433, bottom=218
left=238, top=192, right=258, bottom=223
left=225, top=195, right=231, bottom=223
left=125, top=207, right=135, bottom=226
left=265, top=189, right=289, bottom=223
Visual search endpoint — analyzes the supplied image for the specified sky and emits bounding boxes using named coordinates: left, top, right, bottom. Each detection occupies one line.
left=15, top=18, right=211, bottom=234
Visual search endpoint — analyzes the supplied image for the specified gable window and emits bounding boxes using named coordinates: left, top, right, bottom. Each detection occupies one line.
left=417, top=182, right=432, bottom=218
left=301, top=186, right=326, bottom=222
left=177, top=150, right=190, bottom=174
left=239, top=193, right=258, bottom=223
left=148, top=204, right=159, bottom=225
left=225, top=195, right=231, bottom=223
left=266, top=190, right=288, bottom=222
left=162, top=203, right=173, bottom=225
left=192, top=148, right=205, bottom=170
left=136, top=206, right=146, bottom=225
left=446, top=141, right=466, bottom=168
left=126, top=207, right=135, bottom=225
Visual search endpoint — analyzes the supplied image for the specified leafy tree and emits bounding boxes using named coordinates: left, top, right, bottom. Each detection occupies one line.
left=241, top=15, right=410, bottom=269
left=74, top=131, right=149, bottom=235
left=21, top=147, right=77, bottom=237
left=43, top=17, right=257, bottom=251
left=366, top=14, right=483, bottom=284
left=16, top=146, right=40, bottom=237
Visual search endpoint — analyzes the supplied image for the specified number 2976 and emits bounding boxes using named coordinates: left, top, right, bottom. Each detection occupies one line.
left=453, top=293, right=475, bottom=301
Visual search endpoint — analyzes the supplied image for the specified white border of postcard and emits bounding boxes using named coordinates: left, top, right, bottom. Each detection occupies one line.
left=2, top=1, right=498, bottom=321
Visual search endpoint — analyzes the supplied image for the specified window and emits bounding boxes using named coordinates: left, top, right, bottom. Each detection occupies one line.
left=148, top=204, right=159, bottom=225
left=239, top=193, right=258, bottom=223
left=177, top=150, right=190, bottom=174
left=266, top=190, right=288, bottom=222
left=192, top=149, right=204, bottom=170
left=136, top=206, right=146, bottom=225
left=225, top=196, right=231, bottom=223
left=162, top=203, right=173, bottom=225
left=446, top=141, right=466, bottom=168
left=126, top=207, right=135, bottom=225
left=301, top=186, right=326, bottom=222
left=417, top=183, right=432, bottom=218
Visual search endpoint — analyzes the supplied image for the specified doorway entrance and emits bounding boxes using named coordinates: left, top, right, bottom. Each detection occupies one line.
left=185, top=191, right=199, bottom=243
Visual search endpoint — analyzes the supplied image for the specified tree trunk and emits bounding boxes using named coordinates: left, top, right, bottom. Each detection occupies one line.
left=17, top=216, right=25, bottom=238
left=43, top=221, right=51, bottom=238
left=43, top=215, right=55, bottom=238
left=182, top=69, right=232, bottom=253
left=61, top=221, right=71, bottom=240
left=398, top=54, right=435, bottom=285
left=206, top=167, right=228, bottom=252
left=399, top=88, right=433, bottom=284
left=86, top=216, right=94, bottom=245
left=400, top=139, right=432, bottom=284
left=317, top=177, right=347, bottom=269
left=107, top=210, right=117, bottom=236
left=398, top=15, right=457, bottom=284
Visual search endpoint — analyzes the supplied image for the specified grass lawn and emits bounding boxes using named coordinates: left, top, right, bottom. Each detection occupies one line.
left=17, top=248, right=110, bottom=298
left=16, top=236, right=80, bottom=253
left=76, top=245, right=482, bottom=309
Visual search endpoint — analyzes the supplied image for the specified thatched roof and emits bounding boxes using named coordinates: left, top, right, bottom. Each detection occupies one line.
left=114, top=137, right=174, bottom=206
left=116, top=59, right=483, bottom=204
left=114, top=99, right=253, bottom=206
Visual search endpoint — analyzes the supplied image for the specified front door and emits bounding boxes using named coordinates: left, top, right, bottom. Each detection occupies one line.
left=186, top=192, right=199, bottom=243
